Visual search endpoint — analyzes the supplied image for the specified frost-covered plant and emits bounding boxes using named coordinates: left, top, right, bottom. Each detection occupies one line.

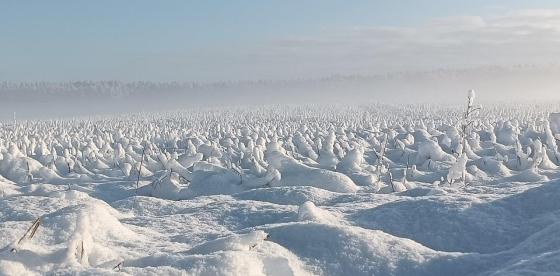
left=459, top=89, right=480, bottom=155
left=447, top=153, right=468, bottom=184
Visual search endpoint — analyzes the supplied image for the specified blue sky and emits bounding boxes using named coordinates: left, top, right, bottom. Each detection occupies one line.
left=2, top=1, right=560, bottom=81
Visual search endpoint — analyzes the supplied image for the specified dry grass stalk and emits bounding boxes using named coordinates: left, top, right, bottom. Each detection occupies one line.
left=11, top=217, right=41, bottom=252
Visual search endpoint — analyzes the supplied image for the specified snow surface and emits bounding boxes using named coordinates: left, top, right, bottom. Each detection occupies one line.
left=1, top=103, right=560, bottom=275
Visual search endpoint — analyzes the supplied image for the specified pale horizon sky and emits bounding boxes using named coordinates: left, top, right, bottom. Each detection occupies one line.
left=3, top=1, right=560, bottom=82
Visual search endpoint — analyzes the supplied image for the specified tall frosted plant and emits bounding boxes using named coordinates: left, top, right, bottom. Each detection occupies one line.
left=460, top=89, right=480, bottom=154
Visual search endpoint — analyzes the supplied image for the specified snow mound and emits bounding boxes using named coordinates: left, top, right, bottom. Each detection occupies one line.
left=59, top=200, right=138, bottom=267
left=0, top=260, right=38, bottom=276
left=0, top=178, right=20, bottom=197
left=264, top=222, right=465, bottom=276
left=266, top=147, right=358, bottom=193
left=137, top=172, right=191, bottom=200
left=297, top=201, right=339, bottom=224
left=234, top=186, right=337, bottom=206
left=127, top=243, right=312, bottom=276
left=121, top=231, right=311, bottom=275
left=185, top=230, right=269, bottom=255
left=352, top=179, right=560, bottom=254
left=1, top=196, right=138, bottom=272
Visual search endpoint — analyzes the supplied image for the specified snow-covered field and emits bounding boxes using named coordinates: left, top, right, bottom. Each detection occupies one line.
left=2, top=99, right=560, bottom=275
